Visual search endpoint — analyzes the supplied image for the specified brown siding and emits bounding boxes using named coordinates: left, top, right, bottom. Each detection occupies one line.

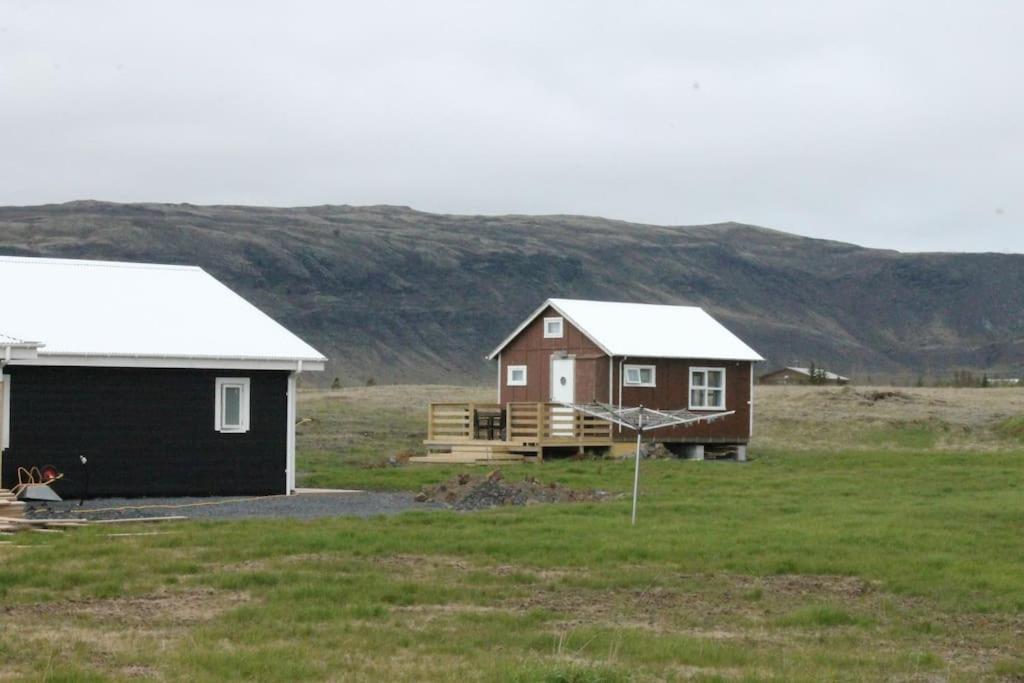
left=498, top=306, right=608, bottom=404
left=615, top=358, right=752, bottom=442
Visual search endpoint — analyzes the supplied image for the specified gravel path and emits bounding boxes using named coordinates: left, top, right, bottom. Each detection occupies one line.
left=25, top=490, right=442, bottom=521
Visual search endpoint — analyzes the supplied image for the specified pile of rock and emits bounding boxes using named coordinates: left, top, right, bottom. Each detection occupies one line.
left=414, top=470, right=615, bottom=511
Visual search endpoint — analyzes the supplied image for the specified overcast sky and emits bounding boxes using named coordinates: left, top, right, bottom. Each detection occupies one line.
left=2, top=1, right=1021, bottom=253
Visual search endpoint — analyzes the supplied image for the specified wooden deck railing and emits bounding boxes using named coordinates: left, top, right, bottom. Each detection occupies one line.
left=425, top=402, right=500, bottom=441
left=426, top=402, right=611, bottom=444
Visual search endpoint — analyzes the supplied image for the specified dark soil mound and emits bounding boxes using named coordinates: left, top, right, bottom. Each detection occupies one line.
left=415, top=470, right=616, bottom=511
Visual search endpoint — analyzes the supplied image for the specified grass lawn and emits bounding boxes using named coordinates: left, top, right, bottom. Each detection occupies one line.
left=1, top=386, right=1023, bottom=681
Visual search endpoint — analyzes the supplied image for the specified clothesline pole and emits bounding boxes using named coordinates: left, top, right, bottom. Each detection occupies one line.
left=631, top=407, right=644, bottom=527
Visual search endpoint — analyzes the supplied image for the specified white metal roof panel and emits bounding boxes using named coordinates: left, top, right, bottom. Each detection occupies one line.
left=489, top=298, right=763, bottom=361
left=0, top=256, right=325, bottom=364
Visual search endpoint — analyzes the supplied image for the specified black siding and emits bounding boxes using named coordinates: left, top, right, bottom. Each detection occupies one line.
left=1, top=366, right=289, bottom=497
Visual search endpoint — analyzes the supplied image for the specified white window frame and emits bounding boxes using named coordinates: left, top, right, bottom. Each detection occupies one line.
left=623, top=364, right=656, bottom=387
left=506, top=365, right=528, bottom=386
left=689, top=366, right=726, bottom=410
left=1, top=374, right=10, bottom=450
left=215, top=377, right=251, bottom=433
left=543, top=317, right=564, bottom=339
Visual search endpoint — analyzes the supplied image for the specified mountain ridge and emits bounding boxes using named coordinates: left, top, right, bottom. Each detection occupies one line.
left=1, top=201, right=1022, bottom=385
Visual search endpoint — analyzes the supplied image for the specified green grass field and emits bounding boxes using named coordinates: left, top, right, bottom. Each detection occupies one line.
left=2, top=386, right=1023, bottom=681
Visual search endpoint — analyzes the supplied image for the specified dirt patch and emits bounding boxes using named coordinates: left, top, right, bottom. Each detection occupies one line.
left=2, top=587, right=249, bottom=625
left=414, top=470, right=617, bottom=510
left=735, top=573, right=879, bottom=601
left=0, top=588, right=250, bottom=681
left=860, top=389, right=914, bottom=403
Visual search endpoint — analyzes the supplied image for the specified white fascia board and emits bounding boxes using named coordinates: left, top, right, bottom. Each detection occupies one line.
left=485, top=299, right=612, bottom=359
left=13, top=354, right=325, bottom=372
left=0, top=346, right=40, bottom=362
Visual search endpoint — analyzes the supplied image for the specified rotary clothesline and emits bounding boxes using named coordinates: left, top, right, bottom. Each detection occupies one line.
left=559, top=402, right=735, bottom=526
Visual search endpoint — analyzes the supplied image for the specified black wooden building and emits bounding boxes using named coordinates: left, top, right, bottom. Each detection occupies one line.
left=0, top=256, right=325, bottom=497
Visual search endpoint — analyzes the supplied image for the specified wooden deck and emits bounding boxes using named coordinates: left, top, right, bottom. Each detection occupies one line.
left=418, top=402, right=613, bottom=463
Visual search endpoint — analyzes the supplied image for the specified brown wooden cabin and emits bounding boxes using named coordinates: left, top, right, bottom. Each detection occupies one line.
left=420, top=299, right=763, bottom=463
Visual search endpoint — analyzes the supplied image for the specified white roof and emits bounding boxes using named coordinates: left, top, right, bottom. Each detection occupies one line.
left=488, top=298, right=763, bottom=361
left=784, top=367, right=850, bottom=381
left=0, top=256, right=325, bottom=369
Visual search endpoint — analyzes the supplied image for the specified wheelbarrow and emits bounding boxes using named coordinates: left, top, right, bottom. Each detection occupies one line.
left=13, top=465, right=64, bottom=502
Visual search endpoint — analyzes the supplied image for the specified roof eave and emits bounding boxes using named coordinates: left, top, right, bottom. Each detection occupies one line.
left=21, top=351, right=327, bottom=372
left=611, top=352, right=765, bottom=362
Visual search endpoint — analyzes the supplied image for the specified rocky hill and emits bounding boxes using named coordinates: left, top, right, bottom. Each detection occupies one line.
left=1, top=201, right=1022, bottom=385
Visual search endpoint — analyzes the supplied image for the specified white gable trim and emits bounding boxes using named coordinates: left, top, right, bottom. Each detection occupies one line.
left=485, top=299, right=611, bottom=360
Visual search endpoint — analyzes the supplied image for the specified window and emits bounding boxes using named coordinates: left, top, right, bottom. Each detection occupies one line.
left=623, top=364, right=656, bottom=387
left=543, top=317, right=564, bottom=338
left=690, top=367, right=726, bottom=409
left=507, top=365, right=527, bottom=386
left=215, top=377, right=251, bottom=433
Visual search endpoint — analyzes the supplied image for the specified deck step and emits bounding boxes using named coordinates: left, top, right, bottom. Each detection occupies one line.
left=409, top=445, right=526, bottom=465
left=409, top=456, right=525, bottom=465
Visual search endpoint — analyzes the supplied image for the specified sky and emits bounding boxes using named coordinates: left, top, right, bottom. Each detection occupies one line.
left=1, top=1, right=1021, bottom=253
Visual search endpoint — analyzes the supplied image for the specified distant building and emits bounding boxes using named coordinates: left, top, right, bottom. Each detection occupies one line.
left=759, top=366, right=850, bottom=386
left=988, top=378, right=1021, bottom=387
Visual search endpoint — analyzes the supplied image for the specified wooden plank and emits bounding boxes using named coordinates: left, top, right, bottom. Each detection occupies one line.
left=89, top=516, right=189, bottom=524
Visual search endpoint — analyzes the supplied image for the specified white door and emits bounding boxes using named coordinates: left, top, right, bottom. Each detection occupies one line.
left=550, top=358, right=575, bottom=437
left=550, top=358, right=575, bottom=403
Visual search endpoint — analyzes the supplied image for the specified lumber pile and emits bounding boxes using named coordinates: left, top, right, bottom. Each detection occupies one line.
left=0, top=512, right=188, bottom=535
left=0, top=517, right=86, bottom=534
left=0, top=488, right=26, bottom=520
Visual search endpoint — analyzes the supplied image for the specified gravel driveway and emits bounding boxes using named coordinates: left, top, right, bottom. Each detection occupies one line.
left=24, top=489, right=442, bottom=521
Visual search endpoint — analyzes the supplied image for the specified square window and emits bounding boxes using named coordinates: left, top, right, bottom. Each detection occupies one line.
left=624, top=364, right=656, bottom=387
left=215, top=377, right=251, bottom=433
left=689, top=367, right=725, bottom=409
left=507, top=365, right=528, bottom=386
left=543, top=317, right=564, bottom=338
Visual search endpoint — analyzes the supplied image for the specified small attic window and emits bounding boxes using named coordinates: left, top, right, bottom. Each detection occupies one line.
left=543, top=317, right=564, bottom=338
